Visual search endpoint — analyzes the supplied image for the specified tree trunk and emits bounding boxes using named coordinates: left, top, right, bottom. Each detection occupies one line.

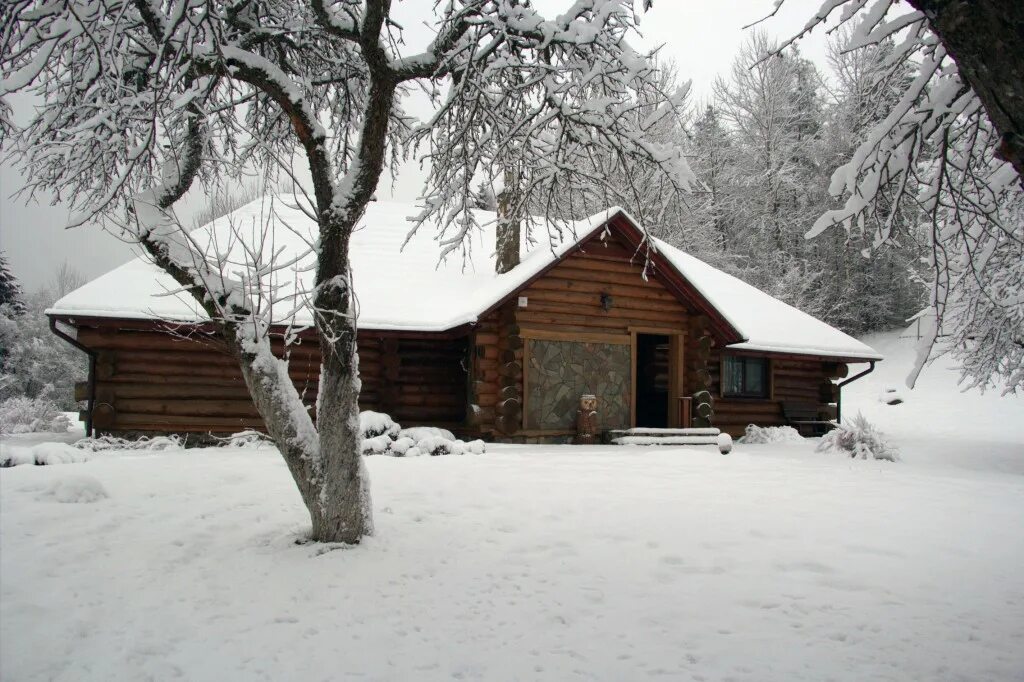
left=908, top=0, right=1024, bottom=182
left=495, top=167, right=521, bottom=274
left=312, top=280, right=373, bottom=543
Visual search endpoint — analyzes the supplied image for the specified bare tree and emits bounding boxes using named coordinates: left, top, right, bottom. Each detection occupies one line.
left=48, top=261, right=87, bottom=301
left=767, top=0, right=1024, bottom=392
left=0, top=0, right=691, bottom=542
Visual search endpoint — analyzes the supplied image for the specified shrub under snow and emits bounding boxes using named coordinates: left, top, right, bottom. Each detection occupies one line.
left=816, top=413, right=899, bottom=462
left=359, top=411, right=484, bottom=457
left=359, top=411, right=401, bottom=440
left=0, top=396, right=72, bottom=435
left=739, top=424, right=804, bottom=444
left=399, top=426, right=456, bottom=442
left=0, top=442, right=90, bottom=468
left=74, top=434, right=183, bottom=452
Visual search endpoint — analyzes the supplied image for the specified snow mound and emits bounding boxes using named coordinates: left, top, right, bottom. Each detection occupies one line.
left=388, top=437, right=415, bottom=456
left=739, top=424, right=804, bottom=444
left=399, top=426, right=456, bottom=442
left=878, top=387, right=905, bottom=405
left=359, top=412, right=485, bottom=457
left=1, top=443, right=89, bottom=467
left=359, top=411, right=401, bottom=439
left=38, top=475, right=108, bottom=504
left=817, top=413, right=899, bottom=462
left=717, top=433, right=733, bottom=454
left=360, top=435, right=393, bottom=456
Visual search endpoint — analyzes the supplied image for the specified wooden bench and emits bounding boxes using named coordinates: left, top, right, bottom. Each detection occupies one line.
left=782, top=402, right=835, bottom=437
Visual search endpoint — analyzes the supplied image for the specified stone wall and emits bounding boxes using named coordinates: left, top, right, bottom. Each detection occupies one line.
left=524, top=339, right=630, bottom=431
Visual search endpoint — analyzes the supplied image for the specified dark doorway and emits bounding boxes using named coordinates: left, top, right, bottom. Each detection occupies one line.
left=635, top=334, right=670, bottom=428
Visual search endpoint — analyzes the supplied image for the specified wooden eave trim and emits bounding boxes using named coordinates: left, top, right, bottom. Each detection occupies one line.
left=47, top=314, right=473, bottom=345
left=720, top=347, right=877, bottom=365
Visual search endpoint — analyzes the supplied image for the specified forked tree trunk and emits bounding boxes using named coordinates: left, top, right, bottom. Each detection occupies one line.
left=230, top=287, right=370, bottom=544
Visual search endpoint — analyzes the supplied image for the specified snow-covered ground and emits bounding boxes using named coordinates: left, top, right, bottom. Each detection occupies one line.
left=2, top=330, right=1022, bottom=681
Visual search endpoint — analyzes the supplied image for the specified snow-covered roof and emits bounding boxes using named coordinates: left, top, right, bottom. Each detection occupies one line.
left=50, top=198, right=881, bottom=361
left=652, top=240, right=882, bottom=361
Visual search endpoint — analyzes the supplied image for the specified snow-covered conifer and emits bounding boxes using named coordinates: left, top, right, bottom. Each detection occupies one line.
left=0, top=252, right=26, bottom=316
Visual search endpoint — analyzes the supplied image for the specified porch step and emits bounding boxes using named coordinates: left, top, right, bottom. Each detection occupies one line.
left=608, top=428, right=732, bottom=454
left=610, top=427, right=721, bottom=438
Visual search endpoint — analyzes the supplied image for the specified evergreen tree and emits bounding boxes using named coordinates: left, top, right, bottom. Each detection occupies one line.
left=0, top=252, right=26, bottom=316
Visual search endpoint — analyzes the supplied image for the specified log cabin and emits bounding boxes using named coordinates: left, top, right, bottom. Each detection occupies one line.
left=48, top=199, right=882, bottom=442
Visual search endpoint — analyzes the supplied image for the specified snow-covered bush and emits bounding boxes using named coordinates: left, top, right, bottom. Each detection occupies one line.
left=1, top=442, right=90, bottom=467
left=358, top=411, right=485, bottom=457
left=216, top=430, right=272, bottom=448
left=359, top=411, right=401, bottom=440
left=74, top=434, right=183, bottom=452
left=739, top=424, right=804, bottom=444
left=360, top=435, right=393, bottom=456
left=816, top=413, right=899, bottom=462
left=388, top=437, right=415, bottom=457
left=399, top=426, right=456, bottom=442
left=0, top=396, right=72, bottom=435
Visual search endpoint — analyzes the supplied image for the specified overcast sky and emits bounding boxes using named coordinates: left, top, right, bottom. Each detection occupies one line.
left=0, top=0, right=832, bottom=293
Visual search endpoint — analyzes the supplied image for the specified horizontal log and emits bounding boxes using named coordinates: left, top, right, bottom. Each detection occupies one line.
left=527, top=277, right=678, bottom=303
left=111, top=412, right=266, bottom=432
left=516, top=310, right=684, bottom=333
left=78, top=329, right=222, bottom=352
left=95, top=382, right=252, bottom=401
left=713, top=402, right=783, bottom=416
left=116, top=398, right=265, bottom=418
left=547, top=263, right=665, bottom=290
left=516, top=300, right=686, bottom=325
left=524, top=288, right=685, bottom=314
left=101, top=373, right=249, bottom=387
left=391, top=407, right=466, bottom=422
left=557, top=256, right=650, bottom=275
left=474, top=332, right=499, bottom=346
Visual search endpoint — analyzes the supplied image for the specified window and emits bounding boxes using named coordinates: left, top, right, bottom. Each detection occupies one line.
left=722, top=356, right=769, bottom=399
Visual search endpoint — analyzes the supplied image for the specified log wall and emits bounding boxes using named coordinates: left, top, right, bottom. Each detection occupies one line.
left=707, top=352, right=842, bottom=438
left=468, top=231, right=692, bottom=441
left=75, top=326, right=469, bottom=437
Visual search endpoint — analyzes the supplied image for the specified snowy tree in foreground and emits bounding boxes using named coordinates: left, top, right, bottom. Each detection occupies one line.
left=0, top=1, right=690, bottom=543
left=773, top=0, right=1024, bottom=392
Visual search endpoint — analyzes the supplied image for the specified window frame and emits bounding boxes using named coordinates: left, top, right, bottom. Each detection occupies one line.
left=721, top=355, right=770, bottom=399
